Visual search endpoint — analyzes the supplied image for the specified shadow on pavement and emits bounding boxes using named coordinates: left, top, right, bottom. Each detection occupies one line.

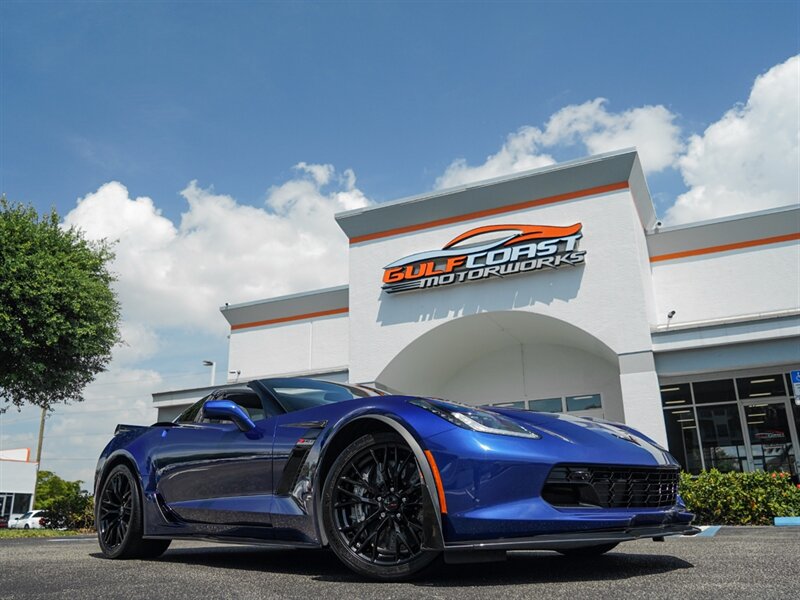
left=92, top=546, right=694, bottom=586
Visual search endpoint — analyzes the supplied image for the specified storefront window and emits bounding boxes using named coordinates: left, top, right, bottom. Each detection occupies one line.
left=736, top=374, right=786, bottom=400
left=663, top=373, right=799, bottom=476
left=11, top=493, right=31, bottom=515
left=565, top=394, right=601, bottom=412
left=493, top=401, right=526, bottom=409
left=743, top=403, right=794, bottom=473
left=528, top=398, right=562, bottom=413
left=660, top=384, right=691, bottom=407
left=663, top=408, right=703, bottom=473
left=696, top=403, right=747, bottom=472
left=692, top=379, right=736, bottom=404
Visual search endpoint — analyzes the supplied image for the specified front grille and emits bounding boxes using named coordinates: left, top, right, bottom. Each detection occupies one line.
left=542, top=464, right=679, bottom=509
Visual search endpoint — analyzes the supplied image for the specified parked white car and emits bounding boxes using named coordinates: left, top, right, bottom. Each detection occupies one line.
left=9, top=510, right=46, bottom=529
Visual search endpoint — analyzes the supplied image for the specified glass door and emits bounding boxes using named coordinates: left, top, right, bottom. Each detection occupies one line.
left=742, top=399, right=797, bottom=475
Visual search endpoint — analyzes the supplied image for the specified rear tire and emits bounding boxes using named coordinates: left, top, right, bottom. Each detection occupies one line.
left=557, top=542, right=618, bottom=557
left=322, top=432, right=440, bottom=580
left=96, top=464, right=171, bottom=559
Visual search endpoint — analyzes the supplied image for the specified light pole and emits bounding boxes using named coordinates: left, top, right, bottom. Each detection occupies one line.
left=202, top=360, right=216, bottom=386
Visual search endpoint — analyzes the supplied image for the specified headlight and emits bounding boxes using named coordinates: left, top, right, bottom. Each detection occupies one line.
left=410, top=398, right=540, bottom=439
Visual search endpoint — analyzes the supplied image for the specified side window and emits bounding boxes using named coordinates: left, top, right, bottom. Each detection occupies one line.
left=174, top=397, right=208, bottom=423
left=225, top=392, right=266, bottom=421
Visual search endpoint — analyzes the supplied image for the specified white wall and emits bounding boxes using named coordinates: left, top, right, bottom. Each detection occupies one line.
left=651, top=240, right=800, bottom=326
left=0, top=460, right=37, bottom=494
left=348, top=189, right=656, bottom=384
left=439, top=343, right=624, bottom=422
left=227, top=314, right=349, bottom=380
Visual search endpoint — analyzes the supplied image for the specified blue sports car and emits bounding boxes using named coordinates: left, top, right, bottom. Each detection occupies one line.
left=94, top=378, right=697, bottom=580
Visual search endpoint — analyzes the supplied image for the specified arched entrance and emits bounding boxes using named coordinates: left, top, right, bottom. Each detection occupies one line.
left=377, top=311, right=625, bottom=422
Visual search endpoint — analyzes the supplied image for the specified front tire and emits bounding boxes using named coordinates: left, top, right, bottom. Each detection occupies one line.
left=322, top=432, right=440, bottom=580
left=557, top=542, right=618, bottom=557
left=96, top=464, right=171, bottom=559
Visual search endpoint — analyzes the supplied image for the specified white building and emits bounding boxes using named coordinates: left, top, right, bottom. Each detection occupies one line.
left=154, top=149, right=800, bottom=476
left=0, top=448, right=36, bottom=522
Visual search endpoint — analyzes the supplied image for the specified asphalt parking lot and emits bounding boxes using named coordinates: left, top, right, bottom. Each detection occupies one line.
left=1, top=528, right=798, bottom=600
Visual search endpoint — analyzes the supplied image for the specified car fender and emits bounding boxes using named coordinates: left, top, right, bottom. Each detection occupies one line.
left=94, top=448, right=143, bottom=497
left=313, top=412, right=445, bottom=550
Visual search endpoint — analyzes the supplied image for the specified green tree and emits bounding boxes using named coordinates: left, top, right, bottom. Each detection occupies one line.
left=0, top=198, right=120, bottom=412
left=34, top=470, right=84, bottom=510
left=35, top=470, right=94, bottom=530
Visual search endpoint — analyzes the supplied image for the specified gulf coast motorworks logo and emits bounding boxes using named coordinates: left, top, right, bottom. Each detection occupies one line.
left=382, top=223, right=586, bottom=294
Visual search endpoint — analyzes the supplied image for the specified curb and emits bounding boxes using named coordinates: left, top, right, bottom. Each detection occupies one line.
left=774, top=517, right=800, bottom=527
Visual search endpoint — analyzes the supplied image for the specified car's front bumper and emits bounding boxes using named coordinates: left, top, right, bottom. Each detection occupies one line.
left=443, top=522, right=699, bottom=553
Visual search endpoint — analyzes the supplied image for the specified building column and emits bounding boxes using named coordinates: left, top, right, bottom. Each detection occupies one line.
left=618, top=351, right=667, bottom=446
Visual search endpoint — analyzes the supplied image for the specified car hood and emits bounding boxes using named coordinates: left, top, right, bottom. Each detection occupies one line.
left=485, top=406, right=678, bottom=466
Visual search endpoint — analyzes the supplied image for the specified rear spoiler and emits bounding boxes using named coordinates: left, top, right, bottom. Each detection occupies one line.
left=114, top=424, right=148, bottom=435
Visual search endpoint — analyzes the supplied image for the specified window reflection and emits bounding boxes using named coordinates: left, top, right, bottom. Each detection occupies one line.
left=660, top=384, right=691, bottom=407
left=696, top=404, right=747, bottom=472
left=565, top=394, right=602, bottom=412
left=736, top=375, right=786, bottom=400
left=664, top=408, right=702, bottom=473
left=528, top=398, right=563, bottom=413
left=692, top=379, right=736, bottom=404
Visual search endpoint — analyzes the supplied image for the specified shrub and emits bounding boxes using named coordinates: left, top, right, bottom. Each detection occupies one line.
left=35, top=470, right=95, bottom=531
left=41, top=492, right=94, bottom=530
left=679, top=470, right=800, bottom=525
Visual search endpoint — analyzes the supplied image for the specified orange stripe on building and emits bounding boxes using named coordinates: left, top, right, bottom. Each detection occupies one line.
left=349, top=181, right=629, bottom=244
left=650, top=232, right=800, bottom=263
left=231, top=307, right=349, bottom=331
left=423, top=449, right=448, bottom=514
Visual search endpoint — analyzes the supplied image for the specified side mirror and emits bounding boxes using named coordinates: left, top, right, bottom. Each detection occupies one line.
left=202, top=400, right=256, bottom=432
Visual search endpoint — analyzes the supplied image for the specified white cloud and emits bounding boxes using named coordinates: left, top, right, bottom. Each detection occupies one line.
left=436, top=127, right=556, bottom=189
left=27, top=162, right=372, bottom=483
left=666, top=55, right=800, bottom=224
left=64, top=163, right=371, bottom=334
left=436, top=98, right=682, bottom=189
left=39, top=367, right=161, bottom=483
left=541, top=99, right=683, bottom=173
left=0, top=366, right=162, bottom=486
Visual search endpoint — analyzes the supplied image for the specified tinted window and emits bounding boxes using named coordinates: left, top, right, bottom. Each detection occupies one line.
left=663, top=408, right=702, bottom=474
left=269, top=380, right=371, bottom=413
left=696, top=404, right=747, bottom=472
left=529, top=398, right=563, bottom=413
left=12, top=494, right=31, bottom=515
left=693, top=379, right=736, bottom=404
left=493, top=401, right=526, bottom=409
left=566, top=394, right=602, bottom=412
left=223, top=392, right=265, bottom=421
left=660, top=383, right=691, bottom=407
left=174, top=397, right=206, bottom=423
left=736, top=375, right=787, bottom=400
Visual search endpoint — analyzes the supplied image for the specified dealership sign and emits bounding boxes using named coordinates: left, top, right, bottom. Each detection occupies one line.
left=382, top=223, right=585, bottom=294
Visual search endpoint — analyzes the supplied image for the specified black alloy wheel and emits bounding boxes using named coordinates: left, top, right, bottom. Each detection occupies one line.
left=95, top=464, right=171, bottom=559
left=98, top=470, right=133, bottom=550
left=323, top=432, right=440, bottom=580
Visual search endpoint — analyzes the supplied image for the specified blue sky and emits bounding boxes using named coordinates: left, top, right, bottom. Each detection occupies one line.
left=1, top=2, right=798, bottom=484
left=3, top=2, right=797, bottom=217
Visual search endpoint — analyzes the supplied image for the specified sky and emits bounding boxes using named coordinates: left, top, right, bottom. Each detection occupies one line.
left=1, top=2, right=798, bottom=486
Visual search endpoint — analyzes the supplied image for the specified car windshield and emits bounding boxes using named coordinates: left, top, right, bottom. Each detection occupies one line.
left=19, top=512, right=32, bottom=519
left=267, top=380, right=375, bottom=413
